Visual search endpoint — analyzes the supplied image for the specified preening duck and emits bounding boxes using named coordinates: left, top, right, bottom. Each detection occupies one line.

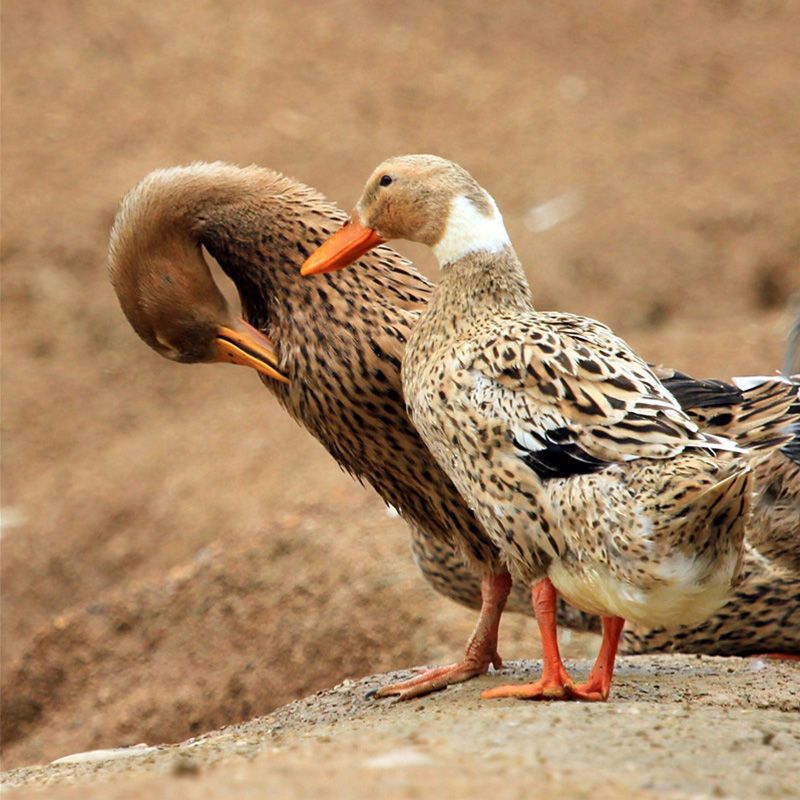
left=109, top=163, right=798, bottom=705
left=302, top=154, right=797, bottom=699
left=108, top=162, right=511, bottom=699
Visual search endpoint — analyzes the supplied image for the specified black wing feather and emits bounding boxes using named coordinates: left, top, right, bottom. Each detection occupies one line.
left=661, top=371, right=743, bottom=410
left=513, top=428, right=611, bottom=480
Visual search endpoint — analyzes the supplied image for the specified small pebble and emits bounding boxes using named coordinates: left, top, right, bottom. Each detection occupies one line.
left=50, top=744, right=157, bottom=766
left=171, top=754, right=200, bottom=777
left=364, top=748, right=432, bottom=769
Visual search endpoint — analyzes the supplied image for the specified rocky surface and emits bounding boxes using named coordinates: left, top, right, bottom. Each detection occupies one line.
left=4, top=656, right=800, bottom=798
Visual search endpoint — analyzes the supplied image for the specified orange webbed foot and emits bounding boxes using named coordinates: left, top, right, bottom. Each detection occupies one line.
left=481, top=587, right=623, bottom=703
left=567, top=682, right=609, bottom=702
left=482, top=577, right=585, bottom=702
left=481, top=677, right=573, bottom=701
left=758, top=653, right=800, bottom=661
left=481, top=656, right=582, bottom=701
left=370, top=654, right=502, bottom=701
left=481, top=671, right=609, bottom=702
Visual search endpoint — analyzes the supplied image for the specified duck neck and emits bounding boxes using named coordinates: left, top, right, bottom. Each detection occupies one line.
left=426, top=246, right=533, bottom=333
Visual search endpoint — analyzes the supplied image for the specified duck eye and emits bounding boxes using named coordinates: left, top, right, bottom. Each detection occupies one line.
left=379, top=174, right=393, bottom=187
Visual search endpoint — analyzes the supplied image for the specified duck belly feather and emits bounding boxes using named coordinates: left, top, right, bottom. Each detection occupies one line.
left=546, top=459, right=750, bottom=627
left=548, top=548, right=741, bottom=628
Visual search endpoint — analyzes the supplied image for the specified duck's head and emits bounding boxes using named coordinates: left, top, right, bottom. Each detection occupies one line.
left=108, top=184, right=288, bottom=383
left=301, top=154, right=510, bottom=276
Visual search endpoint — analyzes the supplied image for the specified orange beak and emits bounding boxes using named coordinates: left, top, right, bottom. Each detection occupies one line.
left=214, top=317, right=289, bottom=383
left=300, top=217, right=385, bottom=276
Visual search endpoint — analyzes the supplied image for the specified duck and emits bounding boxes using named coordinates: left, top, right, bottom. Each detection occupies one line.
left=109, top=163, right=799, bottom=704
left=109, top=162, right=512, bottom=700
left=418, top=366, right=800, bottom=658
left=301, top=154, right=798, bottom=699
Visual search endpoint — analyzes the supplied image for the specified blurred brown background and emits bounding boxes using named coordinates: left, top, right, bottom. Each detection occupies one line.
left=2, top=0, right=799, bottom=769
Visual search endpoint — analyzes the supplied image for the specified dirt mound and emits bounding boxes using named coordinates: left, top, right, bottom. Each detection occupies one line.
left=5, top=656, right=800, bottom=798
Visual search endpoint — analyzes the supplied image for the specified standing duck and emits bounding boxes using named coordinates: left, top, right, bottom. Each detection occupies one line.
left=301, top=154, right=797, bottom=699
left=109, top=163, right=798, bottom=704
left=109, top=162, right=512, bottom=699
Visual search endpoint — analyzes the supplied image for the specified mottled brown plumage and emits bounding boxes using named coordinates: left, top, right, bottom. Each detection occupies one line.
left=110, top=162, right=510, bottom=697
left=110, top=162, right=799, bottom=701
left=730, top=375, right=800, bottom=575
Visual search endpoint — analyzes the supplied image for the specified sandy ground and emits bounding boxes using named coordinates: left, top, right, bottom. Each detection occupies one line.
left=2, top=0, right=800, bottom=796
left=4, top=655, right=800, bottom=799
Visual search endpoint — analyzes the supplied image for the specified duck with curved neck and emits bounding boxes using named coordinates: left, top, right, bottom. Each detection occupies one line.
left=109, top=162, right=799, bottom=710
left=302, top=154, right=797, bottom=700
left=108, top=161, right=523, bottom=700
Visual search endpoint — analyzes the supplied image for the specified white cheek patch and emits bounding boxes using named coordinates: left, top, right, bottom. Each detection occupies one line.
left=432, top=193, right=511, bottom=266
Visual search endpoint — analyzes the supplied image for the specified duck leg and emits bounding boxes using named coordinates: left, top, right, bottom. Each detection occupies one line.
left=482, top=576, right=579, bottom=700
left=570, top=615, right=625, bottom=700
left=482, top=580, right=622, bottom=702
left=369, top=570, right=512, bottom=700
